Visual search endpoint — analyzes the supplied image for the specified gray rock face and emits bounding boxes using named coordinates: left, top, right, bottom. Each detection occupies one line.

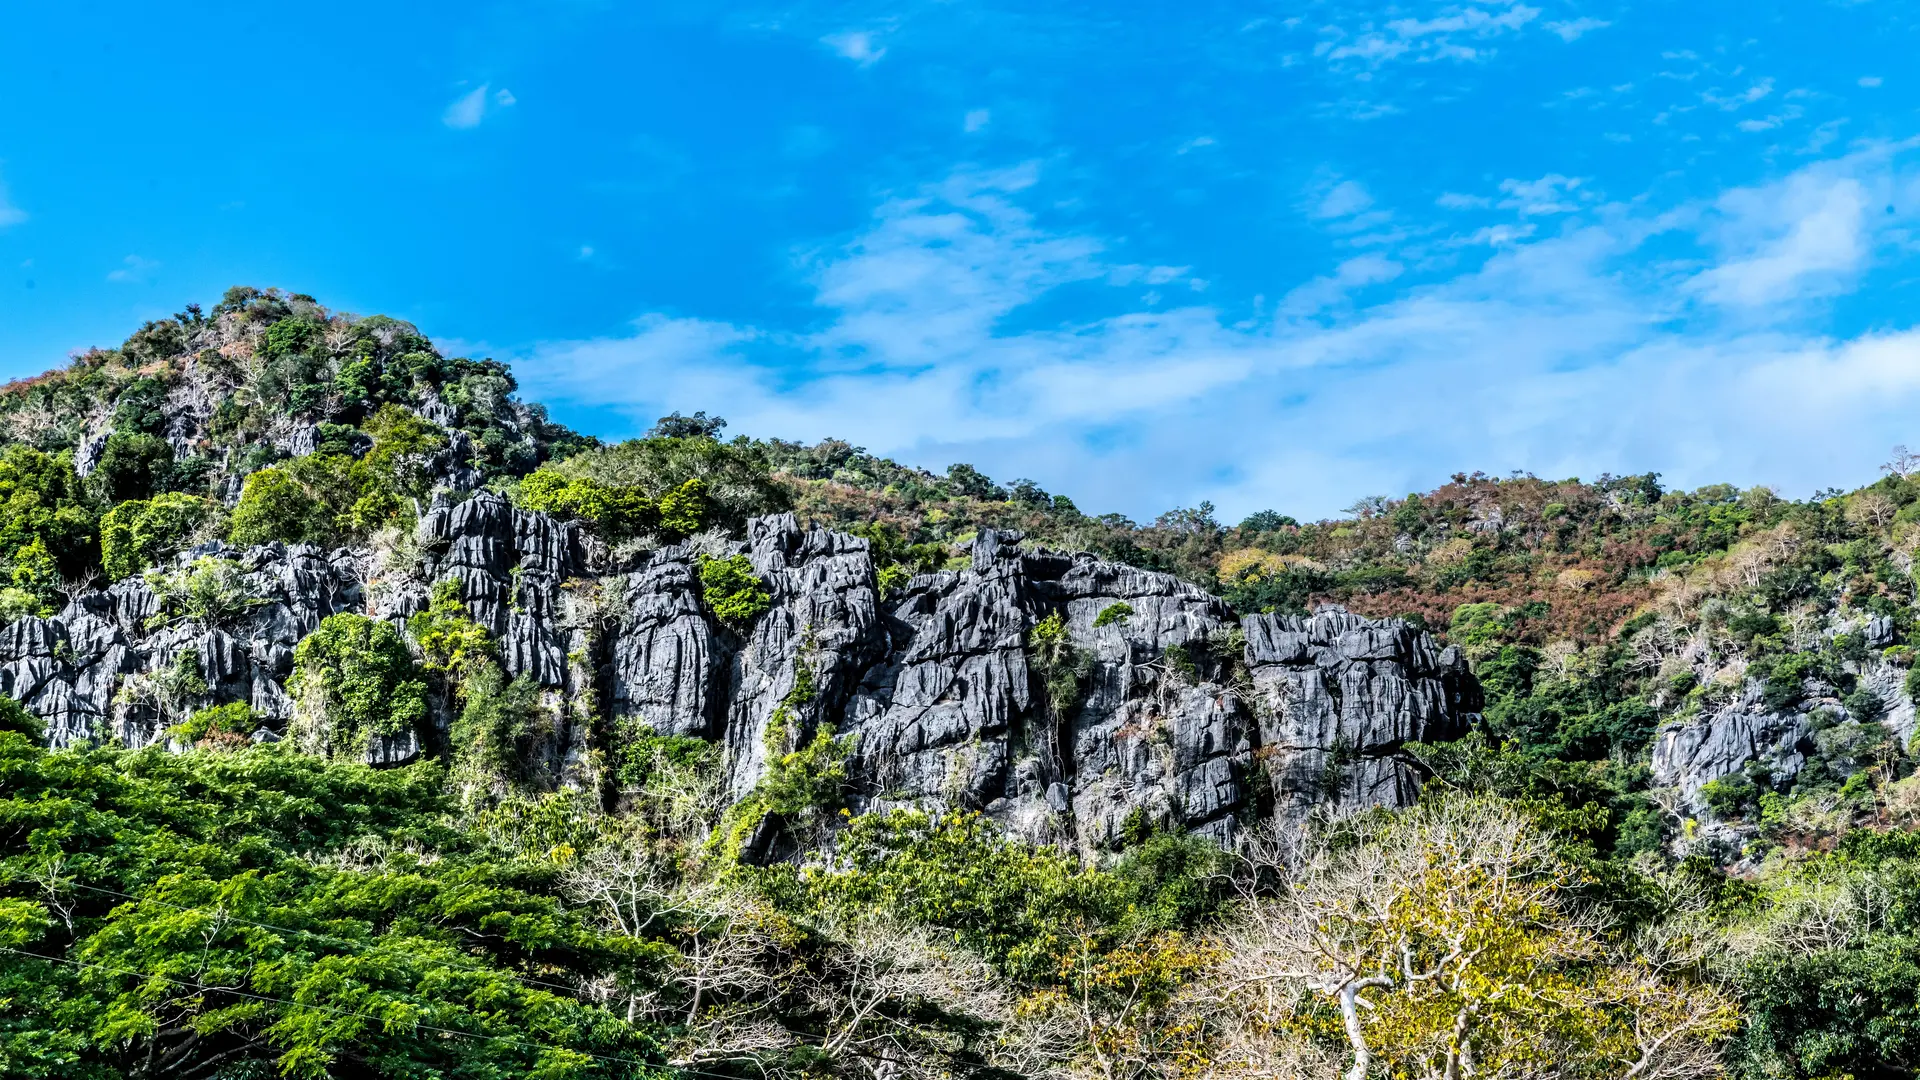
left=1652, top=694, right=1812, bottom=808
left=6, top=512, right=1481, bottom=851
left=1243, top=609, right=1480, bottom=831
left=1652, top=655, right=1915, bottom=819
left=2, top=541, right=359, bottom=752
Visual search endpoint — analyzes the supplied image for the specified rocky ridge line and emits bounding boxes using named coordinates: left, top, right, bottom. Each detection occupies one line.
left=1, top=496, right=1482, bottom=852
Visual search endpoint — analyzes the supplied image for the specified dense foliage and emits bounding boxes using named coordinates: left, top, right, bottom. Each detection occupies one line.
left=0, top=732, right=661, bottom=1079
left=11, top=290, right=1920, bottom=1078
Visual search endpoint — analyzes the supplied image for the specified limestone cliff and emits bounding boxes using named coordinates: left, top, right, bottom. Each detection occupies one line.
left=1, top=497, right=1480, bottom=853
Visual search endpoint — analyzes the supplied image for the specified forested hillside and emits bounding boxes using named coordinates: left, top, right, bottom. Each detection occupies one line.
left=4, top=288, right=1920, bottom=1078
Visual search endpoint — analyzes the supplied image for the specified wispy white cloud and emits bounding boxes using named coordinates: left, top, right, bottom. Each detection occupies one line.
left=1498, top=174, right=1590, bottom=215
left=964, top=109, right=991, bottom=133
left=105, top=255, right=159, bottom=284
left=1456, top=222, right=1537, bottom=246
left=1315, top=180, right=1375, bottom=218
left=1283, top=254, right=1404, bottom=314
left=1860, top=76, right=1884, bottom=88
left=1314, top=1, right=1543, bottom=69
left=1544, top=17, right=1609, bottom=42
left=511, top=147, right=1920, bottom=519
left=822, top=29, right=886, bottom=66
left=444, top=82, right=514, bottom=129
left=0, top=172, right=23, bottom=228
left=1686, top=164, right=1874, bottom=308
left=1704, top=77, right=1774, bottom=111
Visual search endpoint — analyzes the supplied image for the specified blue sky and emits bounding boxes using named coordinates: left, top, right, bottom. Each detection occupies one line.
left=3, top=2, right=1920, bottom=521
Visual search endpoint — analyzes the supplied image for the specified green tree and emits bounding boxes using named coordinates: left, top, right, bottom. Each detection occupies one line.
left=0, top=736, right=662, bottom=1078
left=698, top=554, right=771, bottom=627
left=289, top=614, right=430, bottom=757
left=0, top=445, right=98, bottom=576
left=408, top=580, right=496, bottom=683
left=87, top=431, right=174, bottom=504
left=229, top=467, right=323, bottom=546
left=142, top=557, right=264, bottom=629
left=543, top=435, right=788, bottom=534
left=515, top=470, right=657, bottom=540
left=169, top=700, right=258, bottom=747
left=99, top=493, right=214, bottom=580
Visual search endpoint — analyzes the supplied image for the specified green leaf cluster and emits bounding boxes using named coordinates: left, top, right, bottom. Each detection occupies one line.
left=805, top=809, right=1225, bottom=983
left=99, top=493, right=214, bottom=581
left=0, top=446, right=95, bottom=584
left=407, top=579, right=496, bottom=683
left=1028, top=611, right=1091, bottom=717
left=142, top=556, right=265, bottom=629
left=288, top=614, right=429, bottom=757
left=515, top=470, right=662, bottom=541
left=0, top=734, right=662, bottom=1079
left=698, top=554, right=772, bottom=627
left=228, top=406, right=449, bottom=549
left=534, top=435, right=788, bottom=537
left=168, top=700, right=258, bottom=747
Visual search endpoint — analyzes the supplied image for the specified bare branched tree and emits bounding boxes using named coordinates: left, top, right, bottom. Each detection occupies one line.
left=1198, top=797, right=1737, bottom=1080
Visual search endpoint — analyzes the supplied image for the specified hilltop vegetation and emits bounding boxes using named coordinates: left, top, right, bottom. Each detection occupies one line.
left=3, top=289, right=1920, bottom=1078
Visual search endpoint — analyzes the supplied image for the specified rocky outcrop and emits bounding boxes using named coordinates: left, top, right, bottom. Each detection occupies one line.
left=1652, top=648, right=1915, bottom=828
left=1652, top=692, right=1813, bottom=806
left=1243, top=609, right=1480, bottom=831
left=1, top=541, right=359, bottom=751
left=4, top=512, right=1482, bottom=853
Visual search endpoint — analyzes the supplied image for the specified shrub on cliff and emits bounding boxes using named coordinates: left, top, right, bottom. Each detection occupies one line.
left=100, top=493, right=215, bottom=580
left=0, top=445, right=97, bottom=576
left=698, top=554, right=771, bottom=627
left=542, top=435, right=788, bottom=534
left=228, top=466, right=324, bottom=546
left=514, top=469, right=659, bottom=540
left=289, top=613, right=430, bottom=756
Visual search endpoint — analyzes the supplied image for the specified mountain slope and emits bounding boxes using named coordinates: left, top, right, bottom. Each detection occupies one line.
left=6, top=288, right=1920, bottom=1079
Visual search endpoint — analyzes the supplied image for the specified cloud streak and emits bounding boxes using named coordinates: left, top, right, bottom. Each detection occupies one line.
left=511, top=145, right=1920, bottom=521
left=0, top=172, right=24, bottom=228
left=444, top=83, right=514, bottom=129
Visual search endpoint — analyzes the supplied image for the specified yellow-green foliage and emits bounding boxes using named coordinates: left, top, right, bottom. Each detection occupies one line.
left=227, top=467, right=320, bottom=546
left=698, top=554, right=772, bottom=627
left=515, top=469, right=658, bottom=540
left=169, top=700, right=258, bottom=746
left=142, top=557, right=264, bottom=629
left=540, top=434, right=788, bottom=534
left=101, top=493, right=215, bottom=580
left=812, top=808, right=1226, bottom=982
left=450, top=663, right=544, bottom=779
left=0, top=445, right=95, bottom=587
left=289, top=613, right=430, bottom=754
left=1028, top=611, right=1089, bottom=716
left=408, top=579, right=496, bottom=682
left=3, top=536, right=59, bottom=619
left=227, top=408, right=450, bottom=548
left=655, top=477, right=708, bottom=535
left=719, top=662, right=855, bottom=859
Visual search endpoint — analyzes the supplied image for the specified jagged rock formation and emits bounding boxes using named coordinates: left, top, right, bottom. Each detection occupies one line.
left=1652, top=618, right=1918, bottom=853
left=2, top=506, right=1482, bottom=851
left=0, top=542, right=360, bottom=751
